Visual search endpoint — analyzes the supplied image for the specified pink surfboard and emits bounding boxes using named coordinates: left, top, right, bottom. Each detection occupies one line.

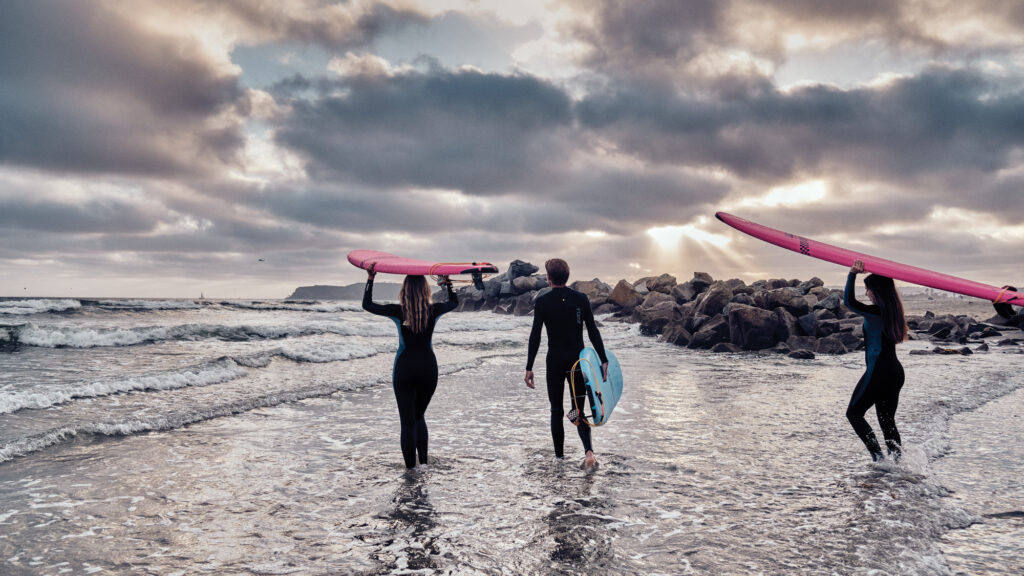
left=716, top=212, right=1024, bottom=313
left=347, top=250, right=499, bottom=278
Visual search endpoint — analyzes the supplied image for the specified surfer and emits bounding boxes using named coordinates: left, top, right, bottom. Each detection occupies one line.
left=525, top=258, right=608, bottom=469
left=363, top=265, right=458, bottom=469
left=844, top=259, right=908, bottom=462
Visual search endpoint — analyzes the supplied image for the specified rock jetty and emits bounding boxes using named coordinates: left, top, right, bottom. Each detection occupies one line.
left=453, top=260, right=1021, bottom=358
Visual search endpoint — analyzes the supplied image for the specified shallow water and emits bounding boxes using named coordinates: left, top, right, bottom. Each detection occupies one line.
left=0, top=298, right=1022, bottom=575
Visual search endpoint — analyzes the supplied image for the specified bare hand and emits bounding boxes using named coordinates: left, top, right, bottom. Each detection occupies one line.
left=850, top=259, right=864, bottom=275
left=367, top=263, right=376, bottom=280
left=439, top=275, right=451, bottom=286
left=524, top=370, right=535, bottom=389
left=601, top=362, right=609, bottom=382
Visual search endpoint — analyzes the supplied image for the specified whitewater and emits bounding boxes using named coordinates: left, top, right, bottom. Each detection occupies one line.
left=0, top=296, right=1021, bottom=575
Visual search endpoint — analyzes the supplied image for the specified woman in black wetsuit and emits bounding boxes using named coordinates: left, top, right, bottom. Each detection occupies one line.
left=844, top=259, right=909, bottom=462
left=362, top=265, right=457, bottom=469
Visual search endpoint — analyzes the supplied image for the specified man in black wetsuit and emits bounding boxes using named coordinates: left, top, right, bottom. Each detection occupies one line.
left=525, top=258, right=608, bottom=469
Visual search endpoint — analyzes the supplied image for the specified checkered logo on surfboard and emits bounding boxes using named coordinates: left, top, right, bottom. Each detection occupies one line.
left=799, top=238, right=810, bottom=255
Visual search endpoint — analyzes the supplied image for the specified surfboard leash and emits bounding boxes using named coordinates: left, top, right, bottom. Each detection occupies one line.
left=427, top=262, right=496, bottom=289
left=569, top=358, right=605, bottom=428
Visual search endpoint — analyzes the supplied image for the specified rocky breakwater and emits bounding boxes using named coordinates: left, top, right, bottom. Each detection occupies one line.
left=630, top=273, right=865, bottom=357
left=451, top=261, right=1021, bottom=358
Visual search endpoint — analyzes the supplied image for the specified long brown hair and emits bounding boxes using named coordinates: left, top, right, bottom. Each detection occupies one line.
left=864, top=274, right=908, bottom=342
left=399, top=275, right=432, bottom=334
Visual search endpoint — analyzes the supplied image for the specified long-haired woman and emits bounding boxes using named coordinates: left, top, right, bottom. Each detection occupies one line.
left=363, top=265, right=457, bottom=468
left=844, top=259, right=908, bottom=462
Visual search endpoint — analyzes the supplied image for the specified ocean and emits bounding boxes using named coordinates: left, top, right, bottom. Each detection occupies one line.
left=0, top=296, right=1022, bottom=575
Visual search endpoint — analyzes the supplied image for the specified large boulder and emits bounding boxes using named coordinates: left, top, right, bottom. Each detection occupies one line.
left=673, top=272, right=714, bottom=304
left=731, top=293, right=757, bottom=306
left=728, top=304, right=780, bottom=350
left=786, top=335, right=818, bottom=352
left=662, top=321, right=692, bottom=346
left=608, top=280, right=644, bottom=311
left=814, top=293, right=843, bottom=312
left=646, top=273, right=677, bottom=294
left=764, top=287, right=810, bottom=317
left=797, top=277, right=825, bottom=295
left=571, top=278, right=613, bottom=308
left=641, top=290, right=674, bottom=308
left=692, top=272, right=714, bottom=287
left=815, top=335, right=849, bottom=354
left=513, top=292, right=535, bottom=316
left=689, top=315, right=730, bottom=349
left=637, top=297, right=676, bottom=336
left=798, top=312, right=816, bottom=337
left=724, top=278, right=748, bottom=290
left=833, top=331, right=864, bottom=350
left=483, top=279, right=502, bottom=300
left=456, top=287, right=485, bottom=312
left=632, top=277, right=652, bottom=295
left=773, top=308, right=799, bottom=342
left=512, top=276, right=540, bottom=294
left=695, top=282, right=734, bottom=318
left=507, top=259, right=539, bottom=279
left=808, top=286, right=832, bottom=301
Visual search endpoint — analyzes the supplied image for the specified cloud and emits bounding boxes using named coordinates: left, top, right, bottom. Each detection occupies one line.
left=0, top=197, right=161, bottom=234
left=577, top=66, right=1024, bottom=183
left=271, top=66, right=574, bottom=193
left=0, top=0, right=247, bottom=176
left=204, top=0, right=428, bottom=49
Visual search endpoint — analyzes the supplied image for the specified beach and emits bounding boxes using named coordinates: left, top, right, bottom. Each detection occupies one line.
left=0, top=294, right=1022, bottom=575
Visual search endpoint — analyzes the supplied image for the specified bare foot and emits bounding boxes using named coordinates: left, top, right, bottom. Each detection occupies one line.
left=582, top=451, right=597, bottom=470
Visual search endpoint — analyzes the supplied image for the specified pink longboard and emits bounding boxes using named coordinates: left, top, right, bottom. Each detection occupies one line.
left=716, top=212, right=1024, bottom=314
left=347, top=250, right=498, bottom=283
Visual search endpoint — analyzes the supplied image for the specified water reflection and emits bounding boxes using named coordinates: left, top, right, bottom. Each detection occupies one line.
left=372, top=471, right=438, bottom=573
left=543, top=466, right=618, bottom=573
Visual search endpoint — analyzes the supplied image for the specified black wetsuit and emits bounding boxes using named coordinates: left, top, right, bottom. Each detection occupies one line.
left=527, top=287, right=608, bottom=457
left=363, top=279, right=457, bottom=468
left=844, top=272, right=905, bottom=460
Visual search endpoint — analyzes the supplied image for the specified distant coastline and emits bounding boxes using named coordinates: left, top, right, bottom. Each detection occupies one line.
left=286, top=282, right=400, bottom=301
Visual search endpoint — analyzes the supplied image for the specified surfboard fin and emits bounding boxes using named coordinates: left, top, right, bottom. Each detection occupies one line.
left=471, top=271, right=485, bottom=290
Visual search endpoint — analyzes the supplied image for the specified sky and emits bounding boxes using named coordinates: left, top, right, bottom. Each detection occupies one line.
left=2, top=0, right=1024, bottom=298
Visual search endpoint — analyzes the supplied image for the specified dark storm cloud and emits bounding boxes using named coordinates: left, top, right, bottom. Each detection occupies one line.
left=570, top=0, right=726, bottom=72
left=272, top=67, right=574, bottom=193
left=0, top=1, right=246, bottom=176
left=578, top=66, right=1024, bottom=182
left=0, top=197, right=161, bottom=234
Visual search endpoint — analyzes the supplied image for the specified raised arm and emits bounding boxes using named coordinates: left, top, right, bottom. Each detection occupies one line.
left=843, top=260, right=875, bottom=316
left=362, top=271, right=398, bottom=317
left=432, top=277, right=458, bottom=317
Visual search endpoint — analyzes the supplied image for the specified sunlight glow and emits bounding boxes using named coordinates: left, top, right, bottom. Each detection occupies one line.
left=647, top=225, right=733, bottom=249
left=741, top=180, right=827, bottom=208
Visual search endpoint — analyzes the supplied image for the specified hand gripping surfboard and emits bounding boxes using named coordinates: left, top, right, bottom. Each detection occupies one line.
left=569, top=347, right=623, bottom=427
left=347, top=250, right=499, bottom=290
left=716, top=212, right=1024, bottom=317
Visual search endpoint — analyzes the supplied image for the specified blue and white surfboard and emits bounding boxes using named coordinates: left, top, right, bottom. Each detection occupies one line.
left=572, top=347, right=623, bottom=427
